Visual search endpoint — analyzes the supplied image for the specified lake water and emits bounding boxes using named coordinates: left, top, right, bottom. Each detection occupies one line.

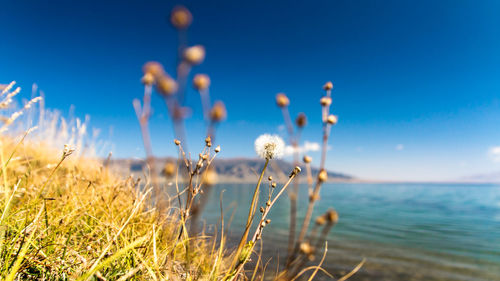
left=200, top=183, right=500, bottom=281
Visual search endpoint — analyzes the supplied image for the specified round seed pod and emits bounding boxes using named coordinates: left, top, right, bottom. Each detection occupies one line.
left=326, top=209, right=339, bottom=224
left=204, top=168, right=218, bottom=186
left=170, top=6, right=192, bottom=29
left=156, top=76, right=178, bottom=96
left=303, top=155, right=312, bottom=163
left=318, top=169, right=328, bottom=182
left=320, top=96, right=332, bottom=107
left=141, top=73, right=155, bottom=85
left=276, top=93, right=290, bottom=107
left=323, top=81, right=333, bottom=91
left=142, top=61, right=165, bottom=77
left=183, top=45, right=205, bottom=65
left=315, top=215, right=327, bottom=225
left=163, top=162, right=176, bottom=177
left=295, top=113, right=307, bottom=128
left=327, top=115, right=338, bottom=125
left=210, top=101, right=227, bottom=122
left=193, top=74, right=210, bottom=90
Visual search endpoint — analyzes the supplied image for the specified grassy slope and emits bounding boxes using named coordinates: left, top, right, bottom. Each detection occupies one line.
left=0, top=136, right=227, bottom=280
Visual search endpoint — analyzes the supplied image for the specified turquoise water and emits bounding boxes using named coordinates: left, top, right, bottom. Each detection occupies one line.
left=200, top=183, right=500, bottom=280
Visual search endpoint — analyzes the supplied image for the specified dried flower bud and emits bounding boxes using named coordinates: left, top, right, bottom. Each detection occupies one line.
left=260, top=206, right=265, bottom=213
left=174, top=139, right=181, bottom=145
left=266, top=200, right=271, bottom=206
left=326, top=209, right=339, bottom=224
left=268, top=176, right=273, bottom=181
left=300, top=242, right=313, bottom=255
left=210, top=101, right=227, bottom=122
left=271, top=182, right=277, bottom=188
left=215, top=145, right=221, bottom=153
left=290, top=166, right=301, bottom=177
left=170, top=6, right=192, bottom=29
left=276, top=93, right=289, bottom=107
left=164, top=162, right=176, bottom=177
left=265, top=219, right=271, bottom=224
left=320, top=96, right=332, bottom=107
left=315, top=215, right=327, bottom=225
left=204, top=168, right=218, bottom=186
left=309, top=193, right=320, bottom=201
left=323, top=81, right=333, bottom=91
left=295, top=113, right=307, bottom=128
left=143, top=61, right=165, bottom=77
left=327, top=115, right=338, bottom=125
left=183, top=45, right=205, bottom=65
left=205, top=136, right=212, bottom=146
left=141, top=73, right=155, bottom=85
left=303, top=155, right=312, bottom=163
left=193, top=74, right=210, bottom=90
left=156, top=76, right=178, bottom=96
left=318, top=169, right=328, bottom=182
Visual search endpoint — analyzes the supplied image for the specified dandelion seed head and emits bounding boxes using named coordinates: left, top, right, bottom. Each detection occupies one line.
left=254, top=134, right=285, bottom=160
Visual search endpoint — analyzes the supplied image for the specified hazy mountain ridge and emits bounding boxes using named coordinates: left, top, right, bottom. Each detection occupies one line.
left=109, top=157, right=352, bottom=183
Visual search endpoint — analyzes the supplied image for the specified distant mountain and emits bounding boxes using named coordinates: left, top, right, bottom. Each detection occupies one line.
left=460, top=171, right=500, bottom=183
left=109, top=157, right=353, bottom=183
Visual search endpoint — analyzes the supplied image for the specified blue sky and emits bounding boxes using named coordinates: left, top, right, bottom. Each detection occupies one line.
left=1, top=0, right=500, bottom=181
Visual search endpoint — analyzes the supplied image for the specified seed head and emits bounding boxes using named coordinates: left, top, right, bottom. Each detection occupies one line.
left=323, top=81, right=334, bottom=91
left=174, top=139, right=181, bottom=145
left=141, top=73, right=155, bottom=85
left=271, top=182, right=277, bottom=188
left=300, top=242, right=313, bottom=255
left=183, top=45, right=205, bottom=65
left=260, top=206, right=265, bottom=213
left=164, top=162, right=176, bottom=177
left=290, top=166, right=301, bottom=177
left=62, top=144, right=75, bottom=158
left=326, top=209, right=339, bottom=224
left=303, top=155, right=312, bottom=163
left=142, top=61, right=165, bottom=77
left=265, top=219, right=271, bottom=224
left=276, top=93, right=289, bottom=108
left=318, top=169, right=328, bottom=182
left=193, top=74, right=210, bottom=90
left=327, top=115, right=338, bottom=125
left=295, top=113, right=307, bottom=128
left=215, top=145, right=221, bottom=153
left=254, top=134, right=285, bottom=160
left=204, top=168, right=218, bottom=186
left=170, top=6, right=192, bottom=29
left=205, top=136, right=212, bottom=146
left=320, top=96, right=332, bottom=107
left=268, top=176, right=273, bottom=181
left=315, top=215, right=327, bottom=225
left=156, top=76, right=178, bottom=96
left=209, top=101, right=227, bottom=122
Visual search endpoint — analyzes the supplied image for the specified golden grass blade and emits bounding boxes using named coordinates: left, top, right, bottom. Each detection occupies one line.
left=337, top=258, right=366, bottom=281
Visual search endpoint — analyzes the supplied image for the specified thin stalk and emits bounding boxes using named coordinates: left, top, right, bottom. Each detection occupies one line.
left=228, top=159, right=269, bottom=274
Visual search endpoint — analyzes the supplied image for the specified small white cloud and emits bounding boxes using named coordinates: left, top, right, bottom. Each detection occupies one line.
left=284, top=141, right=321, bottom=156
left=489, top=146, right=500, bottom=162
left=395, top=144, right=404, bottom=151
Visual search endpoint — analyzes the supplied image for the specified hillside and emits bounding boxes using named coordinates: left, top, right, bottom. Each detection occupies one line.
left=109, top=157, right=353, bottom=183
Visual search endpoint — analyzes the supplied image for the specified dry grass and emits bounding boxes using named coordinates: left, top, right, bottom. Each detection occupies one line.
left=0, top=135, right=232, bottom=280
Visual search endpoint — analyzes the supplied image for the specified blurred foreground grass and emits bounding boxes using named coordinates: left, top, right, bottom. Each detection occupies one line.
left=0, top=136, right=227, bottom=280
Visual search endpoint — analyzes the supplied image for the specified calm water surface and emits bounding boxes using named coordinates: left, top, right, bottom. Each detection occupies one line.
left=200, top=183, right=500, bottom=281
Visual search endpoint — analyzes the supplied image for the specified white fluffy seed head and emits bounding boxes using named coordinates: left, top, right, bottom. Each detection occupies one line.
left=254, top=134, right=285, bottom=160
